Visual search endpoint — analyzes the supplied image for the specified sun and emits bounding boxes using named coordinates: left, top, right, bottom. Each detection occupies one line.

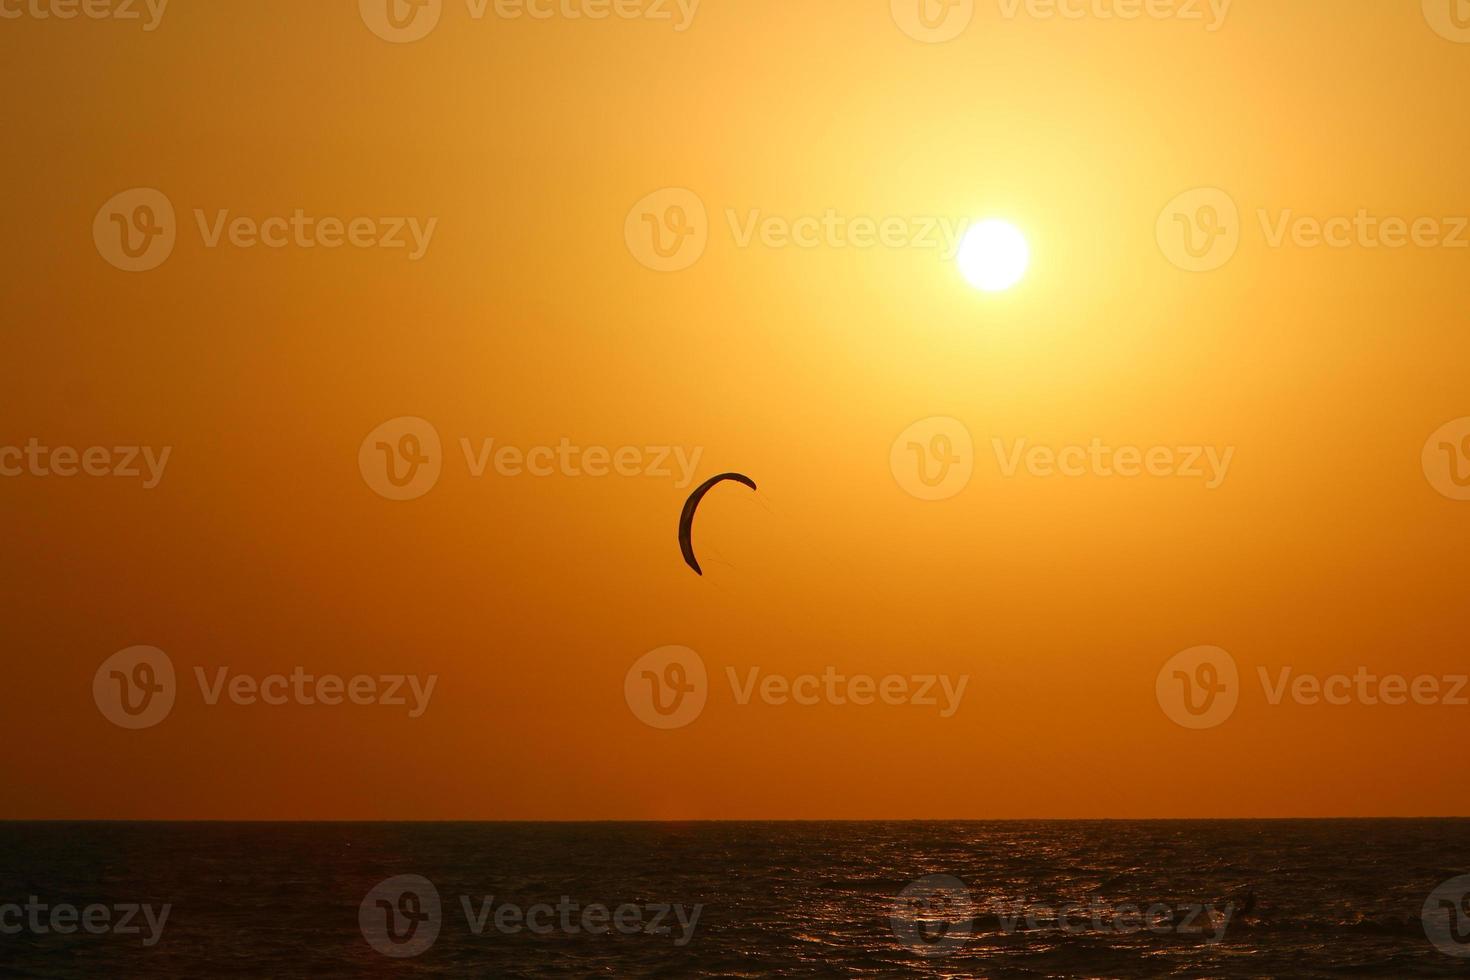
left=956, top=219, right=1029, bottom=292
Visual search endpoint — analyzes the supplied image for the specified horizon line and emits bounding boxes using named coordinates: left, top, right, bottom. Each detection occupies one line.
left=3, top=816, right=1468, bottom=823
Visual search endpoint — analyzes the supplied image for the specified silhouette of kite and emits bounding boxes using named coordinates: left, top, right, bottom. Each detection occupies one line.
left=679, top=473, right=757, bottom=575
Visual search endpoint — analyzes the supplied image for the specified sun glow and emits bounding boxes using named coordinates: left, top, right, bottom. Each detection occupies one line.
left=956, top=219, right=1030, bottom=292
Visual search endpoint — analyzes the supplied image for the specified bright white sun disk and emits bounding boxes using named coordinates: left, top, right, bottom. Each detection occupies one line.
left=956, top=219, right=1029, bottom=292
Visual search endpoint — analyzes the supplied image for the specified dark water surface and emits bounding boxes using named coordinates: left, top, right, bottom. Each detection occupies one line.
left=1, top=820, right=1468, bottom=977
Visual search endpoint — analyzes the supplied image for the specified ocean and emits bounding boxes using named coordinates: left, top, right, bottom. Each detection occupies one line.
left=1, top=820, right=1467, bottom=977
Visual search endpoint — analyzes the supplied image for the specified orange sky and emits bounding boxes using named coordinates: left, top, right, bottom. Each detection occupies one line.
left=2, top=0, right=1468, bottom=819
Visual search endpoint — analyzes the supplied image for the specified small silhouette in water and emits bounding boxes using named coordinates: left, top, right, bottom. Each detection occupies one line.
left=1232, top=889, right=1256, bottom=920
left=678, top=472, right=757, bottom=575
left=1213, top=888, right=1256, bottom=935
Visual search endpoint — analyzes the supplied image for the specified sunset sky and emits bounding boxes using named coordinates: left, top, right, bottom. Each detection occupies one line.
left=2, top=0, right=1468, bottom=819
